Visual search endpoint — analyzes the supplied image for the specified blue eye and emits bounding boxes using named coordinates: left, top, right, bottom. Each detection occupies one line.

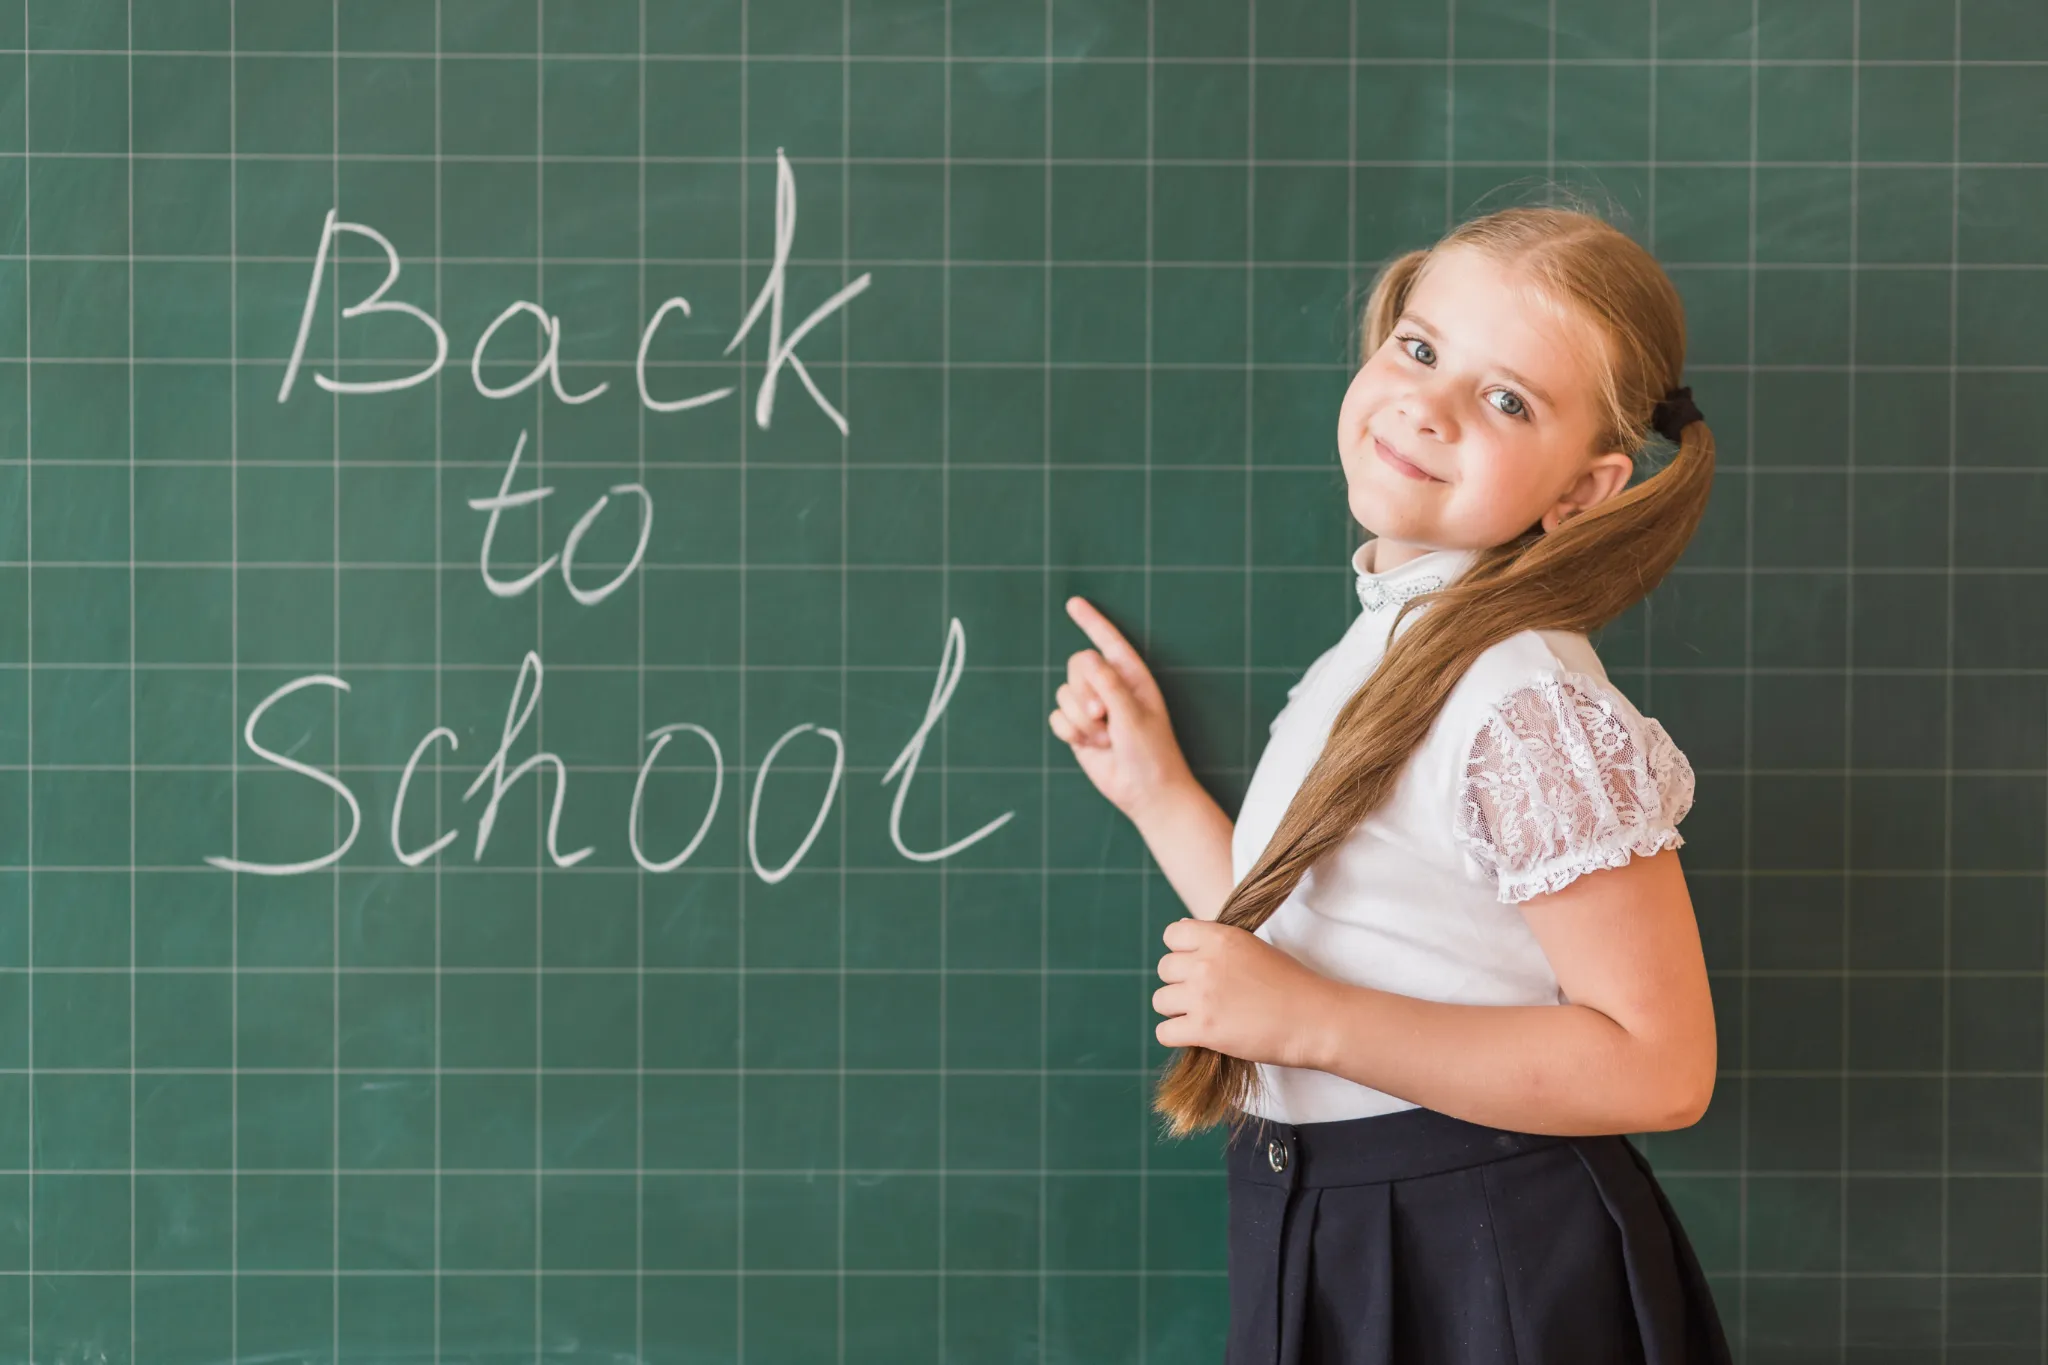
left=1401, top=336, right=1436, bottom=365
left=1492, top=390, right=1528, bottom=419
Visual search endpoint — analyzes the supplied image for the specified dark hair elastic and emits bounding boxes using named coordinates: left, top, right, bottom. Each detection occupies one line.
left=1650, top=385, right=1703, bottom=443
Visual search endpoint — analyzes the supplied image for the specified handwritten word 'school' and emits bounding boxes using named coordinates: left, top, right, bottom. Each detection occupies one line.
left=205, top=620, right=1014, bottom=881
left=277, top=149, right=871, bottom=435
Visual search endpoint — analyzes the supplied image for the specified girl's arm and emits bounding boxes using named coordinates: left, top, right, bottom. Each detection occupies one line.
left=1050, top=597, right=1239, bottom=922
left=1297, top=847, right=1717, bottom=1136
left=1130, top=778, right=1239, bottom=922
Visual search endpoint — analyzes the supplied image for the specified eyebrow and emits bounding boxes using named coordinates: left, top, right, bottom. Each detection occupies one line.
left=1402, top=312, right=1556, bottom=411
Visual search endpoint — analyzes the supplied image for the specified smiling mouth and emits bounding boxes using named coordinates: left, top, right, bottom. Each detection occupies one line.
left=1373, top=436, right=1443, bottom=483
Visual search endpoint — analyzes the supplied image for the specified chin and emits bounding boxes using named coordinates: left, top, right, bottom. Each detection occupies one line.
left=1346, top=483, right=1430, bottom=545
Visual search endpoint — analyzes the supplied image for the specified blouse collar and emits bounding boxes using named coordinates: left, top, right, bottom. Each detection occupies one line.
left=1351, top=539, right=1480, bottom=615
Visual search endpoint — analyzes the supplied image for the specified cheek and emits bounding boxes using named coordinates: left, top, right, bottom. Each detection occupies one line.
left=1335, top=376, right=1366, bottom=425
left=1470, top=448, right=1526, bottom=493
left=1336, top=368, right=1384, bottom=435
left=1456, top=444, right=1555, bottom=524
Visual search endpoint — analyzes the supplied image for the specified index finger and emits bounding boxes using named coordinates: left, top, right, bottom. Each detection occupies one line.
left=1064, top=596, right=1145, bottom=671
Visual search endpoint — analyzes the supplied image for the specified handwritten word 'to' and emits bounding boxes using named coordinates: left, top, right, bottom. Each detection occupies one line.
left=467, top=428, right=652, bottom=605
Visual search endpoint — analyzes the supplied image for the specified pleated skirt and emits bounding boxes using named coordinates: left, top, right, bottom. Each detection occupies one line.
left=1224, top=1105, right=1731, bottom=1365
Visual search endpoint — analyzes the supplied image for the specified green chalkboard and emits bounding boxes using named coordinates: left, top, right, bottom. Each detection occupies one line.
left=2, top=0, right=2041, bottom=1359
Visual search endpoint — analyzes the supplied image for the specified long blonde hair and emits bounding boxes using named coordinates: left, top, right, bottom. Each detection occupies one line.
left=1154, top=204, right=1716, bottom=1144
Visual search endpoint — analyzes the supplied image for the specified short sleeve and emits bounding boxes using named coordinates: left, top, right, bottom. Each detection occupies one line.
left=1452, top=670, right=1695, bottom=904
left=1269, top=642, right=1343, bottom=735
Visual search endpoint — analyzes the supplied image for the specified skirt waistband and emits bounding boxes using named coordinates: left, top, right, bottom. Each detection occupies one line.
left=1226, top=1105, right=1573, bottom=1191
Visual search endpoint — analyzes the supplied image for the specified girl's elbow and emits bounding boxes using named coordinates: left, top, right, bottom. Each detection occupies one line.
left=1645, top=1040, right=1718, bottom=1132
left=1653, top=1070, right=1715, bottom=1131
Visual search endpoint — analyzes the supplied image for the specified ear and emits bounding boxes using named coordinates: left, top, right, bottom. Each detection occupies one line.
left=1539, top=451, right=1634, bottom=534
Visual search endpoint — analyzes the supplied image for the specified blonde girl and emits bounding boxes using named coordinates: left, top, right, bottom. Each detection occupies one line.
left=1051, top=206, right=1731, bottom=1364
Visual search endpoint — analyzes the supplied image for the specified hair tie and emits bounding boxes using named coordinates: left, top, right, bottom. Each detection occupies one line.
left=1650, top=385, right=1703, bottom=443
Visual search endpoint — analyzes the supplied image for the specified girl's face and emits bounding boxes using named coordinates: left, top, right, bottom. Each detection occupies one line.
left=1336, top=245, right=1636, bottom=565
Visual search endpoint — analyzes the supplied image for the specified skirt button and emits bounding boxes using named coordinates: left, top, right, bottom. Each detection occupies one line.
left=1267, top=1138, right=1288, bottom=1173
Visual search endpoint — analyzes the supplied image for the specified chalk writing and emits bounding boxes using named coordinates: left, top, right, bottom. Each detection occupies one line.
left=207, top=622, right=1012, bottom=879
left=276, top=148, right=867, bottom=433
left=467, top=429, right=653, bottom=605
left=199, top=145, right=1005, bottom=883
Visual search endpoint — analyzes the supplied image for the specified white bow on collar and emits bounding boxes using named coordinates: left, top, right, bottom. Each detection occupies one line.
left=1355, top=572, right=1445, bottom=614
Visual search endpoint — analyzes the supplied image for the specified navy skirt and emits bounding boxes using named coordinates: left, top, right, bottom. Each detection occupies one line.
left=1225, top=1105, right=1731, bottom=1364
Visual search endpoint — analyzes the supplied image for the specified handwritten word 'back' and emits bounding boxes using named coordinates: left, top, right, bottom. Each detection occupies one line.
left=277, top=149, right=870, bottom=434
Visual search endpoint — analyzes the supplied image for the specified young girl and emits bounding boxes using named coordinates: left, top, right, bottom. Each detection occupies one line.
left=1050, top=206, right=1731, bottom=1363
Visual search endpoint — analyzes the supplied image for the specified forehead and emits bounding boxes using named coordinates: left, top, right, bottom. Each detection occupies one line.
left=1404, top=247, right=1606, bottom=408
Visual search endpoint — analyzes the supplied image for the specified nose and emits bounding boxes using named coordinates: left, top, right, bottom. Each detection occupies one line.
left=1395, top=378, right=1456, bottom=443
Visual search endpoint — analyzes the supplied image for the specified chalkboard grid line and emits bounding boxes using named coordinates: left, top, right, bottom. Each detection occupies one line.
left=22, top=457, right=2048, bottom=477
left=228, top=5, right=241, bottom=1359
left=7, top=1157, right=2048, bottom=1176
left=838, top=0, right=855, bottom=1355
left=535, top=5, right=548, bottom=1359
left=1838, top=0, right=1860, bottom=1353
left=1139, top=1, right=1154, bottom=1348
left=1038, top=8, right=1053, bottom=1358
left=7, top=1062, right=2048, bottom=1090
left=19, top=960, right=2048, bottom=981
left=9, top=958, right=2048, bottom=978
left=1739, top=0, right=1756, bottom=1348
left=33, top=138, right=2048, bottom=161
left=18, top=4, right=29, bottom=1358
left=1042, top=1, right=1064, bottom=1361
left=20, top=862, right=2048, bottom=881
left=2018, top=3, right=2046, bottom=1352
left=33, top=654, right=2048, bottom=679
left=27, top=45, right=2048, bottom=68
left=1943, top=2, right=1960, bottom=1354
left=26, top=349, right=2048, bottom=364
left=1442, top=0, right=1458, bottom=239
left=1736, top=0, right=1753, bottom=1342
left=38, top=556, right=2048, bottom=574
left=1642, top=0, right=1662, bottom=954
left=124, top=6, right=136, bottom=1363
left=935, top=1, right=946, bottom=1357
left=33, top=250, right=2048, bottom=265
left=1239, top=0, right=1256, bottom=1074
left=637, top=1, right=649, bottom=1360
left=1343, top=0, right=1359, bottom=725
left=741, top=1, right=753, bottom=1354
left=1547, top=0, right=1558, bottom=305
left=31, top=459, right=2048, bottom=482
left=17, top=148, right=2048, bottom=172
left=329, top=9, right=342, bottom=1362
left=38, top=151, right=2048, bottom=173
left=18, top=959, right=2048, bottom=979
left=15, top=44, right=2048, bottom=69
left=7, top=1058, right=2048, bottom=1082
left=0, top=1265, right=2035, bottom=1280
left=433, top=2, right=447, bottom=1360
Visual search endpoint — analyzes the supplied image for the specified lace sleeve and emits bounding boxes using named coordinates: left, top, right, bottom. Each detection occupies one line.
left=1453, top=670, right=1696, bottom=904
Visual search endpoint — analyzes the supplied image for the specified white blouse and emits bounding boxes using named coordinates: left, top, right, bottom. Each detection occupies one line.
left=1232, top=539, right=1696, bottom=1125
